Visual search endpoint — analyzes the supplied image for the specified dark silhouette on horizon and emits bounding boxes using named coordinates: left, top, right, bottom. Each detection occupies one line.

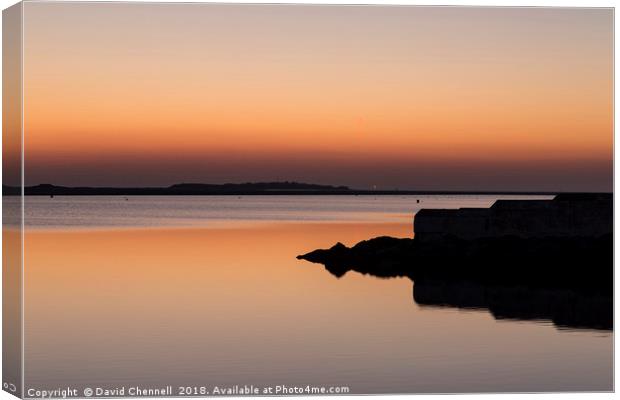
left=3, top=182, right=350, bottom=196
left=1, top=182, right=567, bottom=196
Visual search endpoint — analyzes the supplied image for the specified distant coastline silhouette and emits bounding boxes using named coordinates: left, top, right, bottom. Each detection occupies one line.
left=2, top=182, right=561, bottom=196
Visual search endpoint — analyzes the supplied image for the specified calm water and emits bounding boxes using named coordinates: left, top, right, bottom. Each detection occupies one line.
left=19, top=194, right=552, bottom=228
left=20, top=195, right=612, bottom=394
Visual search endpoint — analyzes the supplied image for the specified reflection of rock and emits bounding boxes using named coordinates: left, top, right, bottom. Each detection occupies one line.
left=414, top=280, right=612, bottom=330
left=297, top=194, right=613, bottom=331
left=298, top=237, right=613, bottom=330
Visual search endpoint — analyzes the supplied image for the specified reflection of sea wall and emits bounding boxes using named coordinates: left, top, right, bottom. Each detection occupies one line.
left=414, top=194, right=612, bottom=241
left=413, top=280, right=613, bottom=331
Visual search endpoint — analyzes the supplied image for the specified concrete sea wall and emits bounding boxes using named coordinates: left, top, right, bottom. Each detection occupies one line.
left=414, top=193, right=612, bottom=241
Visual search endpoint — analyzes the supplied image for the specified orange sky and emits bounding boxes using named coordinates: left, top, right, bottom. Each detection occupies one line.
left=20, top=4, right=613, bottom=191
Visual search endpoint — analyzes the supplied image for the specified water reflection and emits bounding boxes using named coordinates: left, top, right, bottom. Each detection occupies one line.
left=413, top=280, right=612, bottom=331
left=24, top=216, right=612, bottom=393
left=312, top=259, right=612, bottom=332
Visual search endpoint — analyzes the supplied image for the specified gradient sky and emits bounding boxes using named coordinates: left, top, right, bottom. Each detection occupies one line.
left=22, top=3, right=613, bottom=191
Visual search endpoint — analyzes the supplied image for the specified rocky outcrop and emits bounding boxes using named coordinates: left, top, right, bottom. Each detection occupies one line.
left=297, top=193, right=613, bottom=330
left=298, top=234, right=612, bottom=291
left=297, top=234, right=612, bottom=330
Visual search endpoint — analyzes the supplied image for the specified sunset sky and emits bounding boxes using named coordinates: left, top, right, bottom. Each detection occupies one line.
left=22, top=3, right=613, bottom=191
